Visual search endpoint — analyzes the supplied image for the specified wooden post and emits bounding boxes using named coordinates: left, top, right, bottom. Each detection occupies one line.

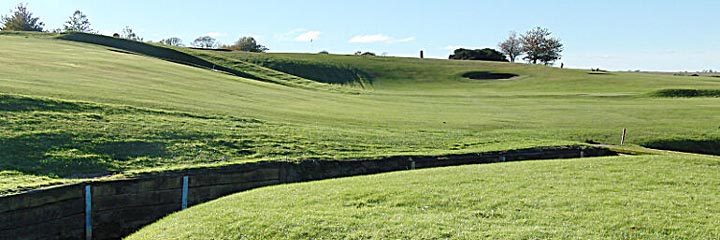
left=181, top=176, right=189, bottom=210
left=420, top=50, right=424, bottom=59
left=621, top=128, right=627, bottom=145
left=85, top=185, right=92, bottom=240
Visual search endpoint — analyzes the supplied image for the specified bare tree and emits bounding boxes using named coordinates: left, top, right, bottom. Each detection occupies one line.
left=63, top=10, right=92, bottom=32
left=192, top=36, right=218, bottom=49
left=0, top=3, right=44, bottom=31
left=498, top=31, right=522, bottom=63
left=159, top=37, right=183, bottom=47
left=520, top=27, right=563, bottom=65
left=121, top=26, right=143, bottom=41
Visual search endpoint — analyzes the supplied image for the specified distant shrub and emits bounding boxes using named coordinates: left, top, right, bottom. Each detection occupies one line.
left=225, top=36, right=268, bottom=52
left=318, top=50, right=329, bottom=54
left=449, top=48, right=508, bottom=62
left=354, top=51, right=375, bottom=56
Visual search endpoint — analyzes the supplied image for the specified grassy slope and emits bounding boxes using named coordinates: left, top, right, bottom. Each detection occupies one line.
left=0, top=32, right=719, bottom=193
left=128, top=154, right=720, bottom=239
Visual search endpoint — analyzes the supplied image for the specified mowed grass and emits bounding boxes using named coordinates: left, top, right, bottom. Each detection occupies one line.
left=128, top=154, right=720, bottom=239
left=0, top=32, right=719, bottom=193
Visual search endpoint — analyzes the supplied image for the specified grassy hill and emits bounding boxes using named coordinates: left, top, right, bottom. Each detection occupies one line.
left=0, top=32, right=719, bottom=194
left=128, top=153, right=720, bottom=239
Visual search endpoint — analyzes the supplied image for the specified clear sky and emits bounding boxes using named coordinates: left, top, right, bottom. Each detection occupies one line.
left=2, top=0, right=718, bottom=71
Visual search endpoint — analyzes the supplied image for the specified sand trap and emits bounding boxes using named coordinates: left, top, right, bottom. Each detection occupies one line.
left=462, top=71, right=518, bottom=80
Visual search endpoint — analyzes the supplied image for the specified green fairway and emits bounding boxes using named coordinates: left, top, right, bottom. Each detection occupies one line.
left=0, top=32, right=719, bottom=194
left=128, top=154, right=720, bottom=239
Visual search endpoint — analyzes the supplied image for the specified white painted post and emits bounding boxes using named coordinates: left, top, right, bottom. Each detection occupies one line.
left=181, top=176, right=189, bottom=210
left=409, top=158, right=415, bottom=170
left=85, top=185, right=92, bottom=240
left=580, top=150, right=585, bottom=158
left=500, top=156, right=506, bottom=162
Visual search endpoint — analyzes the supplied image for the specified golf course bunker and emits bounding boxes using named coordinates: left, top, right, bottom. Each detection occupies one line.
left=462, top=71, right=519, bottom=80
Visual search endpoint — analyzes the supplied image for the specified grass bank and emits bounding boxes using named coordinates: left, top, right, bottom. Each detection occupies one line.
left=129, top=154, right=720, bottom=239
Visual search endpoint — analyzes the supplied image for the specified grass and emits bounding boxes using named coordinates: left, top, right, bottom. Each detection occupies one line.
left=128, top=154, right=720, bottom=239
left=0, top=32, right=719, bottom=194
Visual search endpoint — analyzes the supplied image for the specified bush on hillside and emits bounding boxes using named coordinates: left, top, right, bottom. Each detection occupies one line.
left=354, top=51, right=376, bottom=56
left=449, top=48, right=508, bottom=62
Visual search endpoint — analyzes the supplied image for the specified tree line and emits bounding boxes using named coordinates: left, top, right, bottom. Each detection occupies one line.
left=450, top=27, right=564, bottom=66
left=0, top=3, right=269, bottom=52
left=2, top=3, right=563, bottom=60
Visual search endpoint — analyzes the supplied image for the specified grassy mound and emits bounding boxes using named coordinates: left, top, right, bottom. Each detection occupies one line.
left=650, top=89, right=720, bottom=98
left=57, top=32, right=261, bottom=80
left=58, top=32, right=355, bottom=92
left=129, top=155, right=720, bottom=239
left=213, top=51, right=374, bottom=87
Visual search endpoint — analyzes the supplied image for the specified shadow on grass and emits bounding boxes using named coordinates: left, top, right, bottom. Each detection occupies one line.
left=0, top=95, right=100, bottom=112
left=0, top=132, right=258, bottom=178
left=93, top=141, right=168, bottom=161
left=0, top=132, right=113, bottom=177
left=258, top=60, right=374, bottom=86
left=649, top=89, right=720, bottom=98
left=643, top=139, right=720, bottom=156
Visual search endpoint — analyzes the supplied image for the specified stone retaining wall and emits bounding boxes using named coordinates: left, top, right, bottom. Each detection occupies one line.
left=0, top=146, right=614, bottom=240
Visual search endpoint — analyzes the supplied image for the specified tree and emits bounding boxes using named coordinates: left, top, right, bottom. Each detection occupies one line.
left=63, top=10, right=92, bottom=32
left=520, top=27, right=563, bottom=65
left=225, top=36, right=268, bottom=52
left=120, top=26, right=143, bottom=41
left=498, top=31, right=522, bottom=62
left=449, top=48, right=508, bottom=62
left=0, top=3, right=44, bottom=32
left=192, top=36, right=218, bottom=49
left=159, top=37, right=183, bottom=47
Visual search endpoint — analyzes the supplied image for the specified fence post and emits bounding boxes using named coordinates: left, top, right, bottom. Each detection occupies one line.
left=85, top=185, right=92, bottom=240
left=409, top=158, right=416, bottom=170
left=621, top=128, right=627, bottom=145
left=181, top=176, right=189, bottom=210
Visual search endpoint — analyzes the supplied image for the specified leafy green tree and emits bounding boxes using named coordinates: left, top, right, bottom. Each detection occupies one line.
left=191, top=36, right=218, bottom=49
left=498, top=31, right=523, bottom=62
left=63, top=10, right=93, bottom=32
left=520, top=27, right=563, bottom=65
left=159, top=37, right=183, bottom=47
left=449, top=48, right=507, bottom=62
left=0, top=3, right=44, bottom=32
left=226, top=36, right=268, bottom=52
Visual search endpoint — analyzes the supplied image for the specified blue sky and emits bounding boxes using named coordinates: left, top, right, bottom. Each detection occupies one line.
left=2, top=0, right=718, bottom=71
